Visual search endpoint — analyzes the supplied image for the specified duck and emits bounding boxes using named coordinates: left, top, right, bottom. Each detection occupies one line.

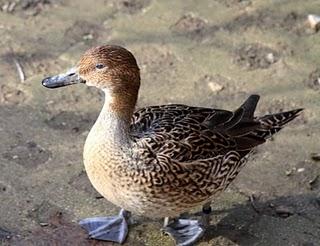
left=42, top=45, right=303, bottom=246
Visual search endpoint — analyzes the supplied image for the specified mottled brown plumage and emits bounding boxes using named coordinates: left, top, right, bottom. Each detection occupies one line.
left=75, top=46, right=303, bottom=218
left=42, top=45, right=303, bottom=245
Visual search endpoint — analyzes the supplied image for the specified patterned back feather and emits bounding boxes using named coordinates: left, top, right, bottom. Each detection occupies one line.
left=130, top=95, right=303, bottom=160
left=126, top=95, right=303, bottom=207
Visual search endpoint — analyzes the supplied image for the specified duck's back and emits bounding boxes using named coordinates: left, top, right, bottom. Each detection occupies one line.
left=127, top=95, right=302, bottom=214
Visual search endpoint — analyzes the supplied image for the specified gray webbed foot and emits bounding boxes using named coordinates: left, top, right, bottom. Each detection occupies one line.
left=162, top=218, right=204, bottom=246
left=79, top=209, right=130, bottom=244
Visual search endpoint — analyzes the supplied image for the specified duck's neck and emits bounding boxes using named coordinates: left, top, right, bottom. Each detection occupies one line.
left=83, top=88, right=138, bottom=202
left=88, top=88, right=137, bottom=150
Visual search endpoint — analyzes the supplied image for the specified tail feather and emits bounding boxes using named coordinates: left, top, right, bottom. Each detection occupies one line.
left=209, top=95, right=303, bottom=151
left=239, top=94, right=260, bottom=119
left=223, top=95, right=261, bottom=136
left=255, top=108, right=303, bottom=139
left=212, top=94, right=260, bottom=130
left=223, top=95, right=303, bottom=151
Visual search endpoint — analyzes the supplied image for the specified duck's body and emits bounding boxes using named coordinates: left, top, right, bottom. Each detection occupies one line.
left=83, top=96, right=301, bottom=219
left=42, top=45, right=303, bottom=246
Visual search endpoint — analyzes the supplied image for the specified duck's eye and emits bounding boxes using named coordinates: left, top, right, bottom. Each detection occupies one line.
left=95, top=64, right=105, bottom=69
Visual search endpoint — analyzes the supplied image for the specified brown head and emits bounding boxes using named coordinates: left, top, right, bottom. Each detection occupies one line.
left=42, top=45, right=140, bottom=119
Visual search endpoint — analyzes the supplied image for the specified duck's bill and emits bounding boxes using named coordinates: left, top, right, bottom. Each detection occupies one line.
left=42, top=67, right=86, bottom=89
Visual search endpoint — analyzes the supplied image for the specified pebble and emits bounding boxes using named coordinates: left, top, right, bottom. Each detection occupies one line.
left=307, top=14, right=320, bottom=32
left=297, top=168, right=305, bottom=173
left=275, top=205, right=294, bottom=218
left=208, top=82, right=224, bottom=93
left=311, top=153, right=320, bottom=161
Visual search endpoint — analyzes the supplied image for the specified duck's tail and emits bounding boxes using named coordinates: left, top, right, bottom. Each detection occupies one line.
left=255, top=108, right=303, bottom=139
left=219, top=95, right=303, bottom=151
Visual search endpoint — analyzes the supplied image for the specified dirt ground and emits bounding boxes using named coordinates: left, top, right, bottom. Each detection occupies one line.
left=0, top=0, right=319, bottom=245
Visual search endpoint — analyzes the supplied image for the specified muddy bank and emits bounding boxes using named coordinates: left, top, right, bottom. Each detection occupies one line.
left=0, top=0, right=319, bottom=245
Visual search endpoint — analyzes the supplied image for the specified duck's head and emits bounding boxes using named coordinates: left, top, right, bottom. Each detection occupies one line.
left=42, top=45, right=140, bottom=91
left=42, top=45, right=140, bottom=117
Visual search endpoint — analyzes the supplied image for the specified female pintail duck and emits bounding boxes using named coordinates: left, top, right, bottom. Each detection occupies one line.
left=42, top=45, right=302, bottom=246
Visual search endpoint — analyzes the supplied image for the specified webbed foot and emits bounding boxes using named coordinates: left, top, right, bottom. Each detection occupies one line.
left=79, top=209, right=130, bottom=244
left=162, top=218, right=204, bottom=246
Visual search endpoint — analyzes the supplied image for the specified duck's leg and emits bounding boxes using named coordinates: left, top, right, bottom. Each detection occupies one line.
left=201, top=202, right=212, bottom=228
left=162, top=203, right=212, bottom=246
left=79, top=209, right=130, bottom=244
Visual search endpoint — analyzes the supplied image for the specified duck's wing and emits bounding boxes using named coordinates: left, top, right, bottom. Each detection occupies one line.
left=130, top=95, right=302, bottom=163
left=129, top=96, right=302, bottom=203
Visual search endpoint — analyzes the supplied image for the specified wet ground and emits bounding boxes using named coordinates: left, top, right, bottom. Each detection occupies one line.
left=0, top=0, right=320, bottom=245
